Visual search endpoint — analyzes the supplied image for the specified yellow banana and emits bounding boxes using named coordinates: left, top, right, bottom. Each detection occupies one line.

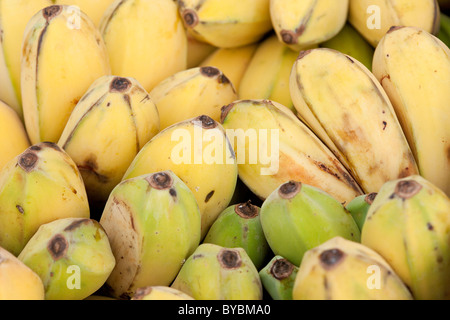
left=292, top=237, right=413, bottom=300
left=220, top=99, right=363, bottom=205
left=0, top=0, right=53, bottom=118
left=238, top=34, right=299, bottom=112
left=270, top=0, right=349, bottom=51
left=177, top=0, right=272, bottom=48
left=99, top=0, right=187, bottom=93
left=199, top=43, right=258, bottom=91
left=150, top=66, right=237, bottom=130
left=122, top=115, right=238, bottom=239
left=131, top=286, right=195, bottom=300
left=54, top=0, right=117, bottom=27
left=0, top=100, right=30, bottom=171
left=348, top=0, right=440, bottom=47
left=290, top=48, right=419, bottom=194
left=21, top=5, right=111, bottom=145
left=186, top=32, right=217, bottom=68
left=372, top=27, right=450, bottom=196
left=0, top=246, right=45, bottom=300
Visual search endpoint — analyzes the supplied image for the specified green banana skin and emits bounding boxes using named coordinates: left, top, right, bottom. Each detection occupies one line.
left=437, top=12, right=450, bottom=47
left=345, top=192, right=377, bottom=232
left=259, top=255, right=298, bottom=300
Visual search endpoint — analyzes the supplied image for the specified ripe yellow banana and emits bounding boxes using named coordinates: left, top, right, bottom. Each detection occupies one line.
left=199, top=43, right=258, bottom=91
left=292, top=237, right=413, bottom=300
left=58, top=75, right=160, bottom=203
left=150, top=66, right=237, bottom=130
left=186, top=32, right=217, bottom=68
left=372, top=27, right=450, bottom=196
left=238, top=34, right=299, bottom=112
left=348, top=0, right=440, bottom=47
left=290, top=48, right=419, bottom=194
left=270, top=0, right=349, bottom=51
left=177, top=0, right=272, bottom=48
left=0, top=246, right=45, bottom=300
left=54, top=0, right=116, bottom=27
left=220, top=99, right=363, bottom=205
left=21, top=5, right=111, bottom=145
left=99, top=0, right=187, bottom=93
left=131, top=286, right=194, bottom=300
left=0, top=0, right=53, bottom=118
left=0, top=100, right=30, bottom=171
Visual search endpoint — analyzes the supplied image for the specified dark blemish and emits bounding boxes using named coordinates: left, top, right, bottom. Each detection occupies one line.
left=106, top=102, right=111, bottom=107
left=77, top=156, right=109, bottom=183
left=64, top=218, right=90, bottom=232
left=427, top=223, right=434, bottom=231
left=270, top=258, right=294, bottom=280
left=320, top=248, right=345, bottom=270
left=394, top=180, right=422, bottom=199
left=41, top=141, right=61, bottom=151
left=192, top=254, right=204, bottom=260
left=195, top=115, right=217, bottom=129
left=18, top=152, right=38, bottom=172
left=47, top=234, right=68, bottom=261
left=146, top=172, right=173, bottom=190
left=16, top=205, right=24, bottom=214
left=280, top=30, right=297, bottom=45
left=42, top=5, right=62, bottom=22
left=30, top=145, right=41, bottom=151
left=169, top=188, right=177, bottom=199
left=220, top=103, right=235, bottom=123
left=382, top=121, right=387, bottom=130
left=346, top=56, right=354, bottom=63
left=182, top=9, right=199, bottom=28
left=200, top=66, right=220, bottom=78
left=218, top=249, right=242, bottom=269
left=205, top=190, right=215, bottom=203
left=365, top=192, right=377, bottom=205
left=234, top=201, right=259, bottom=219
left=110, top=77, right=131, bottom=93
left=278, top=181, right=301, bottom=199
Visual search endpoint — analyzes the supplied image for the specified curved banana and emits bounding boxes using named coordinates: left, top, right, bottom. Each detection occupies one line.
left=290, top=48, right=419, bottom=194
left=54, top=0, right=116, bottom=27
left=372, top=27, right=450, bottom=196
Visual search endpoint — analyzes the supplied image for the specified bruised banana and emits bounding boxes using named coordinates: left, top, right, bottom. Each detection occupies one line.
left=177, top=0, right=272, bottom=48
left=0, top=101, right=30, bottom=171
left=292, top=237, right=413, bottom=300
left=290, top=48, right=419, bottom=194
left=0, top=246, right=45, bottom=300
left=18, top=218, right=116, bottom=300
left=238, top=34, right=299, bottom=112
left=131, top=286, right=194, bottom=300
left=260, top=180, right=361, bottom=266
left=122, top=115, right=238, bottom=239
left=0, top=142, right=90, bottom=256
left=58, top=75, right=160, bottom=202
left=348, top=0, right=440, bottom=47
left=100, top=171, right=201, bottom=299
left=270, top=0, right=349, bottom=51
left=99, top=0, right=187, bottom=93
left=0, top=0, right=53, bottom=118
left=21, top=5, right=111, bottom=145
left=345, top=192, right=377, bottom=232
left=150, top=66, right=237, bottom=130
left=362, top=175, right=450, bottom=300
left=54, top=0, right=116, bottom=27
left=259, top=255, right=298, bottom=300
left=220, top=99, right=363, bottom=205
left=171, top=243, right=263, bottom=300
left=372, top=27, right=450, bottom=196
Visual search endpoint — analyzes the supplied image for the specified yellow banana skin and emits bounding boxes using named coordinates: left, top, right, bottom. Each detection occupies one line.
left=0, top=0, right=53, bottom=118
left=221, top=99, right=363, bottom=205
left=0, top=246, right=45, bottom=300
left=177, top=0, right=272, bottom=48
left=131, top=286, right=195, bottom=300
left=0, top=100, right=30, bottom=171
left=362, top=175, right=450, bottom=300
left=270, top=0, right=349, bottom=51
left=21, top=5, right=111, bottom=145
left=293, top=237, right=413, bottom=300
left=238, top=34, right=299, bottom=112
left=100, top=171, right=201, bottom=299
left=290, top=48, right=419, bottom=194
left=122, top=115, right=238, bottom=239
left=99, top=0, right=187, bottom=93
left=348, top=0, right=440, bottom=47
left=372, top=27, right=450, bottom=196
left=58, top=75, right=160, bottom=202
left=150, top=66, right=237, bottom=130
left=0, top=142, right=90, bottom=256
left=54, top=0, right=117, bottom=27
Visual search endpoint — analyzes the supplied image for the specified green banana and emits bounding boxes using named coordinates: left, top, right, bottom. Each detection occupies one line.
left=345, top=193, right=377, bottom=232
left=259, top=255, right=298, bottom=300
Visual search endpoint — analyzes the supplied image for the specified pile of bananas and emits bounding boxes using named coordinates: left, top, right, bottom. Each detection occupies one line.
left=0, top=0, right=449, bottom=301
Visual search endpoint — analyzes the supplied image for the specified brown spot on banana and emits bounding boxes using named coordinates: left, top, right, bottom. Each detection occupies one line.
left=194, top=115, right=217, bottom=129
left=365, top=193, right=377, bottom=205
left=16, top=205, right=24, bottom=215
left=204, top=190, right=215, bottom=203
left=146, top=172, right=173, bottom=190
left=47, top=234, right=68, bottom=261
left=278, top=181, right=301, bottom=199
left=18, top=151, right=38, bottom=172
left=110, top=77, right=131, bottom=93
left=394, top=180, right=422, bottom=199
left=181, top=9, right=199, bottom=28
left=320, top=248, right=345, bottom=270
left=41, top=141, right=62, bottom=151
left=218, top=249, right=242, bottom=269
left=220, top=103, right=235, bottom=123
left=270, top=258, right=294, bottom=280
left=234, top=201, right=259, bottom=219
left=42, top=5, right=62, bottom=22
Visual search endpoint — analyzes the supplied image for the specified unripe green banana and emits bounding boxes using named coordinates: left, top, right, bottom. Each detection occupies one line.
left=54, top=0, right=116, bottom=27
left=150, top=66, right=237, bottom=130
left=122, top=115, right=238, bottom=239
left=320, top=23, right=374, bottom=70
left=0, top=142, right=90, bottom=256
left=171, top=243, right=263, bottom=300
left=177, top=0, right=272, bottom=48
left=99, top=0, right=187, bottom=93
left=345, top=193, right=377, bottom=232
left=260, top=180, right=360, bottom=267
left=348, top=0, right=440, bottom=47
left=57, top=75, right=160, bottom=203
left=18, top=218, right=115, bottom=300
left=220, top=99, right=363, bottom=205
left=238, top=34, right=299, bottom=112
left=100, top=171, right=201, bottom=299
left=259, top=255, right=298, bottom=300
left=361, top=175, right=450, bottom=300
left=372, top=27, right=450, bottom=196
left=437, top=12, right=450, bottom=47
left=203, top=201, right=270, bottom=270
left=270, top=0, right=349, bottom=51
left=0, top=246, right=45, bottom=300
left=290, top=48, right=419, bottom=194
left=131, top=286, right=194, bottom=300
left=21, top=5, right=111, bottom=144
left=292, top=237, right=413, bottom=300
